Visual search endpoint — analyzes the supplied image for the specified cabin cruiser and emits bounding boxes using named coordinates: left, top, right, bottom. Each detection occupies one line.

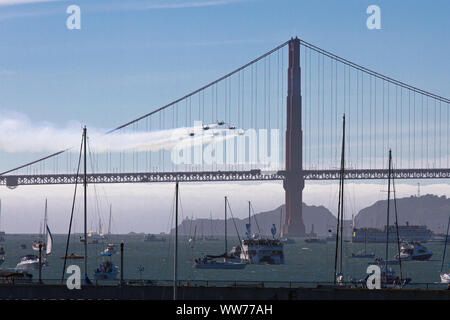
left=94, top=260, right=119, bottom=280
left=16, top=255, right=48, bottom=270
left=394, top=242, right=433, bottom=261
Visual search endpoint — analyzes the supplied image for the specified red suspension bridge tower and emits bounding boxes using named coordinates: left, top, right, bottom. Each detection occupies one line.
left=283, top=37, right=306, bottom=237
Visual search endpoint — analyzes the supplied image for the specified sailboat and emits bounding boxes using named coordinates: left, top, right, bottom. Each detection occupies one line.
left=204, top=212, right=219, bottom=241
left=365, top=150, right=411, bottom=288
left=32, top=199, right=52, bottom=252
left=351, top=229, right=375, bottom=259
left=194, top=196, right=247, bottom=269
left=334, top=115, right=346, bottom=286
left=440, top=216, right=450, bottom=283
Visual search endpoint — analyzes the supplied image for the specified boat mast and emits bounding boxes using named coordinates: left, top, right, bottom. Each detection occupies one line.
left=392, top=167, right=403, bottom=282
left=441, top=215, right=450, bottom=273
left=108, top=204, right=112, bottom=235
left=44, top=198, right=48, bottom=242
left=248, top=201, right=251, bottom=238
left=224, top=196, right=228, bottom=256
left=173, top=180, right=179, bottom=300
left=334, top=114, right=345, bottom=284
left=386, top=150, right=392, bottom=269
left=279, top=207, right=283, bottom=238
left=83, top=126, right=88, bottom=282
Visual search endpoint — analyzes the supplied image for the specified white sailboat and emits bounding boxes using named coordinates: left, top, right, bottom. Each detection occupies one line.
left=32, top=199, right=49, bottom=252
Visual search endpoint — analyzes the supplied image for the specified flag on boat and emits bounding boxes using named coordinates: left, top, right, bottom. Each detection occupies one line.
left=46, top=225, right=53, bottom=255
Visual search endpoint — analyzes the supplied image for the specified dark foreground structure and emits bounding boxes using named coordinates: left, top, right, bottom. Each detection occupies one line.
left=0, top=283, right=449, bottom=300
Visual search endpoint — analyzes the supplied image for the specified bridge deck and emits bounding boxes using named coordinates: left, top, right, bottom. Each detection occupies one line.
left=1, top=169, right=449, bottom=187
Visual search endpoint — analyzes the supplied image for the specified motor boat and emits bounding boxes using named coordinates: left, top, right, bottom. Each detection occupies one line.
left=16, top=255, right=48, bottom=270
left=93, top=260, right=119, bottom=280
left=60, top=253, right=84, bottom=260
left=101, top=243, right=116, bottom=256
left=441, top=272, right=450, bottom=283
left=394, top=242, right=433, bottom=261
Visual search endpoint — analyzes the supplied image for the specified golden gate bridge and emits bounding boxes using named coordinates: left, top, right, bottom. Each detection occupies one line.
left=1, top=37, right=449, bottom=236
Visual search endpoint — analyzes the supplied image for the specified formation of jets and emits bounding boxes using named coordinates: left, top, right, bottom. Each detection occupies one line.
left=188, top=121, right=243, bottom=137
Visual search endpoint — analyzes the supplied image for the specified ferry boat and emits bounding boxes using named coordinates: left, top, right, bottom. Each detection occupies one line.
left=352, top=222, right=432, bottom=243
left=240, top=237, right=284, bottom=264
left=239, top=222, right=284, bottom=264
left=394, top=242, right=433, bottom=261
left=239, top=201, right=285, bottom=264
left=16, top=255, right=48, bottom=271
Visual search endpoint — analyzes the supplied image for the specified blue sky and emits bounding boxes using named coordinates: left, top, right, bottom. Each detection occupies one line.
left=0, top=0, right=448, bottom=129
left=0, top=0, right=449, bottom=233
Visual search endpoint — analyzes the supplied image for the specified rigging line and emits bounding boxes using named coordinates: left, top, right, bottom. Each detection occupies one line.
left=440, top=215, right=450, bottom=273
left=299, top=40, right=450, bottom=104
left=322, top=53, right=325, bottom=169
left=0, top=148, right=70, bottom=176
left=61, top=135, right=83, bottom=284
left=107, top=40, right=290, bottom=134
left=226, top=199, right=243, bottom=250
left=391, top=164, right=403, bottom=282
left=249, top=202, right=262, bottom=235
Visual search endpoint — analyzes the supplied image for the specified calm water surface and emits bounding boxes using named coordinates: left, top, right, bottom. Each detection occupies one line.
left=1, top=234, right=447, bottom=287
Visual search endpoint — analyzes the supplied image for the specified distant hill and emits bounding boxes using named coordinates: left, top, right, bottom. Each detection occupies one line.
left=173, top=194, right=450, bottom=237
left=355, top=194, right=450, bottom=233
left=175, top=203, right=351, bottom=237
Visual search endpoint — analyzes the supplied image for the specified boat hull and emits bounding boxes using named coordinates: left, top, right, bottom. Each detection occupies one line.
left=194, top=262, right=246, bottom=269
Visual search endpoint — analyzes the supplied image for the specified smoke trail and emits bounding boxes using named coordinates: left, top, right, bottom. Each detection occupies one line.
left=0, top=112, right=233, bottom=153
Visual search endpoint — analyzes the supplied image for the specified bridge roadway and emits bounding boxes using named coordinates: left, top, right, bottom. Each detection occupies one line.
left=1, top=168, right=450, bottom=187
